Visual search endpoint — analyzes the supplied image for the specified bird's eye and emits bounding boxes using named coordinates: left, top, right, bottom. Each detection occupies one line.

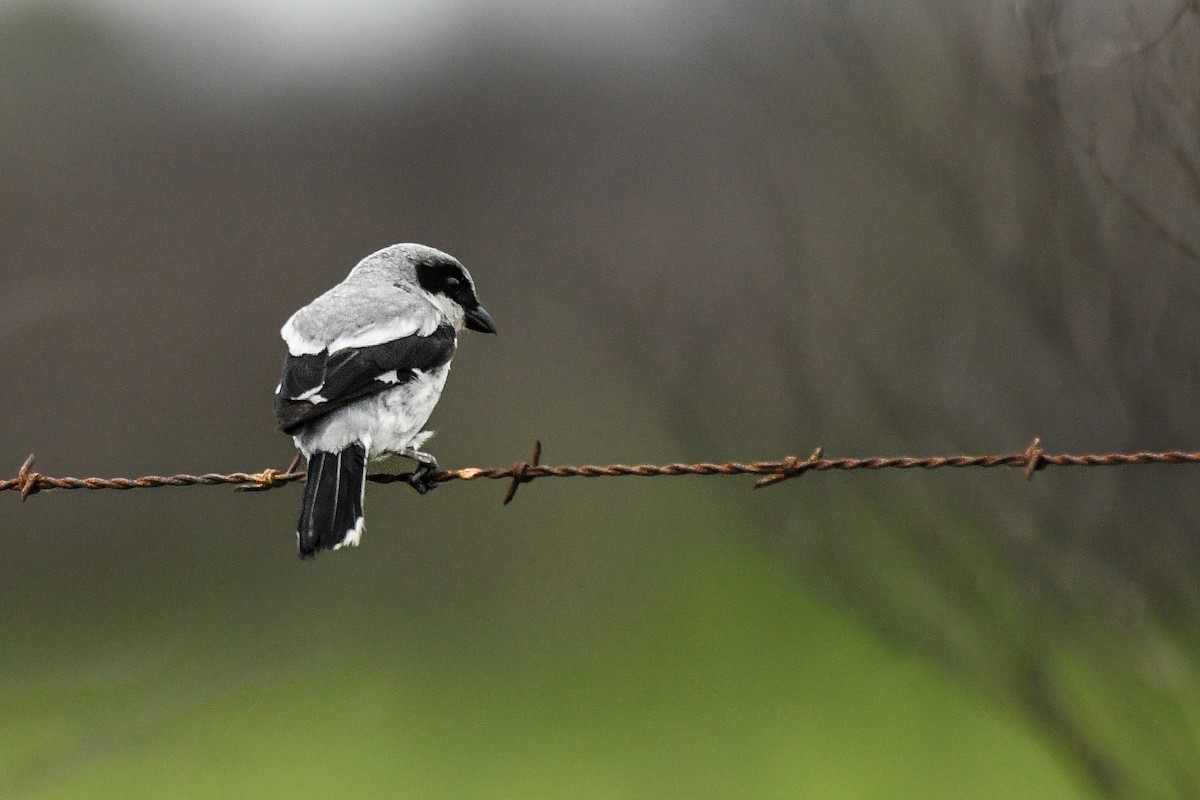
left=445, top=277, right=461, bottom=288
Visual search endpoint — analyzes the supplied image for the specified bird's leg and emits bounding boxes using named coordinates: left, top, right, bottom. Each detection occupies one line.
left=400, top=447, right=440, bottom=495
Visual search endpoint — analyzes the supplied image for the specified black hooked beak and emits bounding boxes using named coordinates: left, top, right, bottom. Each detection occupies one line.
left=464, top=304, right=497, bottom=334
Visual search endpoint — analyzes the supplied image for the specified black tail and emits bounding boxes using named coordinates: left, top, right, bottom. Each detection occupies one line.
left=297, top=442, right=368, bottom=559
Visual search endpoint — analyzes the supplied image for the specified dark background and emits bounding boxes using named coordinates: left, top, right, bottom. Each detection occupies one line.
left=2, top=1, right=1198, bottom=797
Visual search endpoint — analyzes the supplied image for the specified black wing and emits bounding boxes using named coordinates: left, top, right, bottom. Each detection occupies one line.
left=274, top=324, right=456, bottom=434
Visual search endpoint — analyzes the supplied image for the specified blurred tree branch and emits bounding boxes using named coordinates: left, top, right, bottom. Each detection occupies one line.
left=608, top=1, right=1200, bottom=797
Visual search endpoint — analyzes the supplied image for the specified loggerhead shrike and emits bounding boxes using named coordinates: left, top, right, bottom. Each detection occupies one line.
left=274, top=243, right=496, bottom=559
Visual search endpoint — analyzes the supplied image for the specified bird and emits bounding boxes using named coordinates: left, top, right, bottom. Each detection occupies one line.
left=273, top=243, right=496, bottom=559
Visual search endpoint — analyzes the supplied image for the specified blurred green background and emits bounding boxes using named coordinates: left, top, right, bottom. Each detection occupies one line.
left=3, top=1, right=1199, bottom=797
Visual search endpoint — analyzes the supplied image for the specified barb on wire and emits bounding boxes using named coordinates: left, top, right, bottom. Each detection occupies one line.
left=5, top=437, right=1200, bottom=505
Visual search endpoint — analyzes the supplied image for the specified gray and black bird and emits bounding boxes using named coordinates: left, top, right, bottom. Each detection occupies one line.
left=274, top=243, right=496, bottom=559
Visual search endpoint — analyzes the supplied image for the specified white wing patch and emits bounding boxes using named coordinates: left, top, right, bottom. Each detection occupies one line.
left=375, top=370, right=401, bottom=384
left=281, top=316, right=327, bottom=356
left=283, top=313, right=436, bottom=356
left=282, top=278, right=448, bottom=356
left=327, top=316, right=433, bottom=355
left=294, top=385, right=327, bottom=402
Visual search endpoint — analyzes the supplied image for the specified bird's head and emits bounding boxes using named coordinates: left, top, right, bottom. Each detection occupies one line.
left=372, top=243, right=497, bottom=334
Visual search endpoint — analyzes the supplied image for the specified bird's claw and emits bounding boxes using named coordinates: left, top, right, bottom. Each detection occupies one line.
left=405, top=459, right=440, bottom=495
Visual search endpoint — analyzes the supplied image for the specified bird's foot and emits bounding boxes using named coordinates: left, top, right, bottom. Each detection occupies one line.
left=404, top=454, right=440, bottom=495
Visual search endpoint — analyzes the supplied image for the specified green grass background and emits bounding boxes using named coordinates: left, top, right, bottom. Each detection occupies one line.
left=0, top=376, right=1092, bottom=798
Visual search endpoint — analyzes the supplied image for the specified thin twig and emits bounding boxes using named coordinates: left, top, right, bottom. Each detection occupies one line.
left=5, top=437, right=1200, bottom=504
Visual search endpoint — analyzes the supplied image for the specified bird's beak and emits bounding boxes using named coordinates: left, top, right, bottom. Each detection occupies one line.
left=464, top=304, right=497, bottom=334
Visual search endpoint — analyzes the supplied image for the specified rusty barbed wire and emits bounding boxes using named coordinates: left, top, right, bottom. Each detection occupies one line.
left=4, top=438, right=1200, bottom=505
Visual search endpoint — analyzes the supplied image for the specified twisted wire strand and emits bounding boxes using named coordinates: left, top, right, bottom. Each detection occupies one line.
left=4, top=438, right=1200, bottom=504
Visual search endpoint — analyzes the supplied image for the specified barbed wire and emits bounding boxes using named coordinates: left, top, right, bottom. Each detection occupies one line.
left=4, top=438, right=1200, bottom=506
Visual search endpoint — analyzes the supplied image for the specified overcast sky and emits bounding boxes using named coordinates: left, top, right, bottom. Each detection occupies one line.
left=3, top=0, right=699, bottom=79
